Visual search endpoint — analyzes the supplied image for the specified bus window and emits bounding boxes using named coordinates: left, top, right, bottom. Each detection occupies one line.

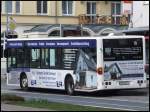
left=49, top=48, right=62, bottom=69
left=16, top=49, right=24, bottom=68
left=50, top=49, right=56, bottom=67
left=30, top=49, right=40, bottom=68
left=41, top=48, right=49, bottom=68
left=7, top=49, right=11, bottom=69
left=103, top=38, right=143, bottom=61
left=24, top=48, right=30, bottom=68
left=7, top=48, right=17, bottom=68
left=62, top=49, right=78, bottom=70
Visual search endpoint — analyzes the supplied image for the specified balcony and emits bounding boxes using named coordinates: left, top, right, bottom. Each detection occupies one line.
left=79, top=14, right=130, bottom=25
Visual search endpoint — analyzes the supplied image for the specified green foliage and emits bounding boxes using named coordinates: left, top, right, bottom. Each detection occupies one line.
left=1, top=94, right=25, bottom=102
left=1, top=94, right=122, bottom=111
left=15, top=99, right=121, bottom=111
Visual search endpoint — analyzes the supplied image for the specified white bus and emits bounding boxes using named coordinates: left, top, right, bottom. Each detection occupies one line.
left=6, top=36, right=147, bottom=95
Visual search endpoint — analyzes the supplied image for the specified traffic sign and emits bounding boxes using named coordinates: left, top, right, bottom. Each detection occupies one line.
left=8, top=16, right=17, bottom=31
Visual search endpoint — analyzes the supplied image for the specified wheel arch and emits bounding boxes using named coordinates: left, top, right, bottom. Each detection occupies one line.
left=20, top=72, right=28, bottom=90
left=20, top=72, right=27, bottom=82
left=64, top=74, right=74, bottom=87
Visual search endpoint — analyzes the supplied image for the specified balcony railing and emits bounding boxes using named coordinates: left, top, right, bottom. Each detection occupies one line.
left=79, top=14, right=130, bottom=25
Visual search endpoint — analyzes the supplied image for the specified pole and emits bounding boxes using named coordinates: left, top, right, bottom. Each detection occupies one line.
left=3, top=32, right=6, bottom=57
left=80, top=24, right=83, bottom=36
left=55, top=1, right=58, bottom=24
left=60, top=24, right=63, bottom=37
left=130, top=1, right=133, bottom=28
left=60, top=24, right=61, bottom=37
left=6, top=1, right=9, bottom=36
left=3, top=1, right=9, bottom=55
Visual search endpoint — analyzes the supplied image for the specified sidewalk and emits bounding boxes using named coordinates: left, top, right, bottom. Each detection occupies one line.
left=1, top=103, right=51, bottom=111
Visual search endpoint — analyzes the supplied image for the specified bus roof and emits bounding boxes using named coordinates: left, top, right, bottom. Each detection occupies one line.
left=7, top=36, right=144, bottom=41
left=6, top=36, right=144, bottom=49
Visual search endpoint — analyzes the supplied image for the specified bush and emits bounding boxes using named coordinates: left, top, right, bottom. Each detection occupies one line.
left=1, top=94, right=25, bottom=102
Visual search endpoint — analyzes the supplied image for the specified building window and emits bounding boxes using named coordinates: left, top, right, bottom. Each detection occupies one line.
left=87, top=2, right=96, bottom=15
left=1, top=1, right=6, bottom=14
left=86, top=2, right=96, bottom=23
left=37, top=1, right=47, bottom=14
left=3, top=1, right=21, bottom=14
left=5, top=1, right=12, bottom=13
left=111, top=2, right=121, bottom=24
left=15, top=1, right=20, bottom=14
left=62, top=1, right=73, bottom=15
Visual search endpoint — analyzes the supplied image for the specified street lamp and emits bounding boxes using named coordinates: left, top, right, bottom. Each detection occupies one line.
left=6, top=1, right=9, bottom=37
left=3, top=1, right=10, bottom=57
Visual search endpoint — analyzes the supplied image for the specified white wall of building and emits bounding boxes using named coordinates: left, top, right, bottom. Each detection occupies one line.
left=132, top=1, right=149, bottom=28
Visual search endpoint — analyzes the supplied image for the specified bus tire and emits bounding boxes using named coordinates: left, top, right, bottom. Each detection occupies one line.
left=65, top=76, right=74, bottom=95
left=20, top=74, right=28, bottom=91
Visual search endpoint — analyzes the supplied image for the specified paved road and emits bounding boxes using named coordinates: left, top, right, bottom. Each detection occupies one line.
left=1, top=78, right=149, bottom=111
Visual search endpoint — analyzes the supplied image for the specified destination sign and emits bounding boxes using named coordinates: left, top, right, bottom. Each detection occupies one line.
left=7, top=39, right=96, bottom=48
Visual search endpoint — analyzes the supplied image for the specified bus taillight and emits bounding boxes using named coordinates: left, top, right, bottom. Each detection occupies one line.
left=97, top=67, right=103, bottom=75
left=145, top=64, right=149, bottom=73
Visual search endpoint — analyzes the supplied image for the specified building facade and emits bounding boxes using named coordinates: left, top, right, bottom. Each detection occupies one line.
left=1, top=1, right=132, bottom=75
left=1, top=1, right=131, bottom=37
left=131, top=1, right=149, bottom=28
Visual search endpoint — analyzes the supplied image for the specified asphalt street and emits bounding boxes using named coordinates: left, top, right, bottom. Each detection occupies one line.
left=1, top=78, right=149, bottom=111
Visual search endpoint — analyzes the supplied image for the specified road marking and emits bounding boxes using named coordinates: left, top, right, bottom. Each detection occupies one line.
left=81, top=104, right=137, bottom=111
left=1, top=89, right=149, bottom=104
left=2, top=89, right=149, bottom=111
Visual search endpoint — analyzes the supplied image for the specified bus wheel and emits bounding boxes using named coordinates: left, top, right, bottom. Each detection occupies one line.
left=65, top=77, right=74, bottom=95
left=20, top=74, right=28, bottom=91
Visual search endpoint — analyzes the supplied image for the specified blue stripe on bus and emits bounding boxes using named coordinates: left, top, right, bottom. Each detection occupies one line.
left=6, top=39, right=96, bottom=48
left=121, top=74, right=143, bottom=78
left=6, top=41, right=23, bottom=48
left=9, top=68, right=30, bottom=72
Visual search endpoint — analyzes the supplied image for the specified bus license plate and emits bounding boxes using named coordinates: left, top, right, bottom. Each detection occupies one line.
left=119, top=81, right=130, bottom=85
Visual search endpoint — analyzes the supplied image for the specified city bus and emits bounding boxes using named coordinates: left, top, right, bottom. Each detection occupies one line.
left=6, top=36, right=147, bottom=95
